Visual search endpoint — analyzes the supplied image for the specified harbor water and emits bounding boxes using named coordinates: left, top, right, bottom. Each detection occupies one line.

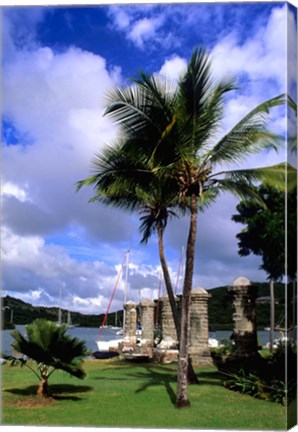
left=1, top=325, right=282, bottom=355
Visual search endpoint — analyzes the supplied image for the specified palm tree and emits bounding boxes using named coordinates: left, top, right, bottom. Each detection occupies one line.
left=78, top=48, right=293, bottom=407
left=79, top=145, right=200, bottom=381
left=4, top=319, right=90, bottom=397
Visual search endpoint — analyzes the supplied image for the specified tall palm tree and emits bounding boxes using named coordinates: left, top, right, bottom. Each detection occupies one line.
left=78, top=48, right=293, bottom=407
left=78, top=128, right=217, bottom=385
left=79, top=145, right=199, bottom=381
left=4, top=319, right=90, bottom=397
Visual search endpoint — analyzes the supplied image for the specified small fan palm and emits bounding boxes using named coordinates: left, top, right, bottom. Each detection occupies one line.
left=4, top=319, right=90, bottom=397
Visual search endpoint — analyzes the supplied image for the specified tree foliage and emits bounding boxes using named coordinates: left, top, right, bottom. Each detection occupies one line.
left=232, top=184, right=297, bottom=281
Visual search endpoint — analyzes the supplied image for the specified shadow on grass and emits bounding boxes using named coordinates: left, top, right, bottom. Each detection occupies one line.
left=92, top=362, right=223, bottom=406
left=129, top=366, right=177, bottom=405
left=4, top=384, right=93, bottom=401
left=197, top=370, right=225, bottom=387
left=93, top=362, right=156, bottom=381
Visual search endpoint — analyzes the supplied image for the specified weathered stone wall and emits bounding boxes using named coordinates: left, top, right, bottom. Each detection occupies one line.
left=228, top=277, right=259, bottom=358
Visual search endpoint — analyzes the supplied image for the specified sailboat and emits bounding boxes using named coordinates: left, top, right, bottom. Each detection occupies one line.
left=94, top=251, right=130, bottom=357
left=66, top=310, right=79, bottom=328
left=56, top=285, right=79, bottom=328
left=110, top=311, right=122, bottom=331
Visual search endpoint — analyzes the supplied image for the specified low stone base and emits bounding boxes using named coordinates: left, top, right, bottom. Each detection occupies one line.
left=119, top=340, right=136, bottom=354
left=153, top=348, right=178, bottom=364
left=157, top=337, right=178, bottom=350
left=136, top=345, right=153, bottom=358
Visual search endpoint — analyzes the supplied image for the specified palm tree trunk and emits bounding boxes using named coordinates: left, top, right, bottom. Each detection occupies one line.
left=37, top=370, right=49, bottom=397
left=269, top=278, right=275, bottom=353
left=157, top=224, right=198, bottom=385
left=37, top=365, right=49, bottom=397
left=292, top=280, right=296, bottom=332
left=157, top=223, right=180, bottom=336
left=37, top=378, right=49, bottom=397
left=176, top=194, right=198, bottom=408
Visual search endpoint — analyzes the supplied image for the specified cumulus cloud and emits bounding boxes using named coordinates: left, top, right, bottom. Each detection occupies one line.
left=211, top=6, right=287, bottom=94
left=107, top=5, right=176, bottom=51
left=127, top=16, right=164, bottom=49
left=1, top=4, right=290, bottom=316
left=2, top=40, right=141, bottom=242
left=1, top=11, right=148, bottom=312
left=158, top=55, right=187, bottom=82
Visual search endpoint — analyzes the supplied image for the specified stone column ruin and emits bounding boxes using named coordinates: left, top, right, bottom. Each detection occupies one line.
left=123, top=301, right=137, bottom=344
left=159, top=293, right=179, bottom=349
left=137, top=298, right=155, bottom=357
left=189, top=287, right=212, bottom=365
left=140, top=299, right=155, bottom=346
left=228, top=277, right=259, bottom=358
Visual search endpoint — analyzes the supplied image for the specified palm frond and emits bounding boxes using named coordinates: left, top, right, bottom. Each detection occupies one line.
left=213, top=178, right=267, bottom=207
left=198, top=187, right=220, bottom=211
left=8, top=320, right=89, bottom=380
left=288, top=94, right=297, bottom=114
left=104, top=75, right=177, bottom=157
left=208, top=94, right=286, bottom=165
left=212, top=163, right=297, bottom=192
left=178, top=48, right=213, bottom=116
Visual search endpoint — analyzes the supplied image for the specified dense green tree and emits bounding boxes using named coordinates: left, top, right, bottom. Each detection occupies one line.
left=78, top=48, right=293, bottom=407
left=4, top=319, right=90, bottom=397
left=232, top=185, right=297, bottom=350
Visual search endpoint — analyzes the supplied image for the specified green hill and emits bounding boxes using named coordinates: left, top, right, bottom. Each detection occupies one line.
left=1, top=296, right=123, bottom=329
left=208, top=282, right=288, bottom=330
left=1, top=281, right=291, bottom=330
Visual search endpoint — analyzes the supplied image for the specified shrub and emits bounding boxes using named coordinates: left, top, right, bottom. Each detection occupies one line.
left=220, top=340, right=297, bottom=405
left=3, top=319, right=90, bottom=397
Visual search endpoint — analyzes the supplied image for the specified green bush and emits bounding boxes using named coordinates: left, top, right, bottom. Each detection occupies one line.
left=224, top=368, right=267, bottom=399
left=220, top=340, right=297, bottom=405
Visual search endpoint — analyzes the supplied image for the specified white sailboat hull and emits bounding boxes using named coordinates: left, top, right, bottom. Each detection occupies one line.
left=96, top=339, right=123, bottom=352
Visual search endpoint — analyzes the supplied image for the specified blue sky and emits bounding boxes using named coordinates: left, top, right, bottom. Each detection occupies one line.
left=1, top=2, right=297, bottom=315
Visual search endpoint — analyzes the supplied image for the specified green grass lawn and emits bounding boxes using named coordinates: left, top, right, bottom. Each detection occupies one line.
left=1, top=359, right=287, bottom=429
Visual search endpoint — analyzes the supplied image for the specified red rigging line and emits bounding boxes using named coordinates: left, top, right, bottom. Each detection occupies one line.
left=98, top=251, right=128, bottom=338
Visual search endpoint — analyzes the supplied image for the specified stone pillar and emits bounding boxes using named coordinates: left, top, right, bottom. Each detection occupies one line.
left=124, top=301, right=137, bottom=343
left=189, top=287, right=212, bottom=365
left=140, top=299, right=155, bottom=346
left=228, top=277, right=259, bottom=358
left=159, top=294, right=178, bottom=349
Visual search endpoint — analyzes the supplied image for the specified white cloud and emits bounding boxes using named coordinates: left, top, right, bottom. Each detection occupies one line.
left=1, top=182, right=29, bottom=202
left=110, top=8, right=131, bottom=31
left=2, top=41, right=140, bottom=243
left=211, top=5, right=287, bottom=94
left=128, top=16, right=164, bottom=49
left=1, top=226, right=163, bottom=314
left=107, top=6, right=171, bottom=50
left=158, top=55, right=187, bottom=82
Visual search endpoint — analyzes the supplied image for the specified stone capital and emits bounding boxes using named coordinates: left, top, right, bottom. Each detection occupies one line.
left=140, top=298, right=155, bottom=308
left=191, top=287, right=211, bottom=299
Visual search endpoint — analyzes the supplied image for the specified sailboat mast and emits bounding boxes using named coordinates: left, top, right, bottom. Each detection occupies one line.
left=123, top=250, right=130, bottom=335
left=181, top=245, right=185, bottom=293
left=58, top=286, right=62, bottom=325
